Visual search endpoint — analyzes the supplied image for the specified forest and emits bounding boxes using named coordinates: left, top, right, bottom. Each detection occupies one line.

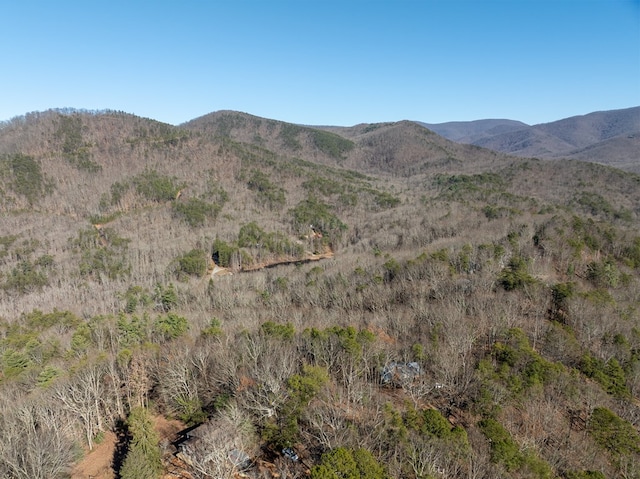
left=0, top=108, right=638, bottom=479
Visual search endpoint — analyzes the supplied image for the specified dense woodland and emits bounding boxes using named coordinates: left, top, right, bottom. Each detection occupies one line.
left=0, top=109, right=639, bottom=479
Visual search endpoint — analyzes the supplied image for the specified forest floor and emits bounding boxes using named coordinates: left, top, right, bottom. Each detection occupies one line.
left=71, top=431, right=117, bottom=479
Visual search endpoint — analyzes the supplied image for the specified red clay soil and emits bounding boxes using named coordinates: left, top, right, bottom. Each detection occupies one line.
left=70, top=431, right=117, bottom=479
left=240, top=250, right=334, bottom=272
left=210, top=244, right=334, bottom=276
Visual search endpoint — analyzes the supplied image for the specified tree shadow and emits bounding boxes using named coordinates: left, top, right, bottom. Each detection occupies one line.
left=111, top=418, right=131, bottom=479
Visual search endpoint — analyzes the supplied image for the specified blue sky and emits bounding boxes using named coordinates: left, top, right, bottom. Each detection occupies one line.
left=1, top=0, right=638, bottom=126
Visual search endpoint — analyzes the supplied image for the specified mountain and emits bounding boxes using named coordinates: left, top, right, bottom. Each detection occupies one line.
left=422, top=107, right=640, bottom=172
left=0, top=108, right=639, bottom=479
left=419, top=119, right=529, bottom=143
left=184, top=111, right=512, bottom=175
left=562, top=133, right=640, bottom=171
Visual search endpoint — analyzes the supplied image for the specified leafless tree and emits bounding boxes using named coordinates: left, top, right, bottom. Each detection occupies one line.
left=305, top=397, right=359, bottom=450
left=0, top=398, right=76, bottom=479
left=124, top=349, right=153, bottom=410
left=239, top=333, right=298, bottom=419
left=157, top=344, right=201, bottom=419
left=54, top=362, right=108, bottom=450
left=183, top=403, right=257, bottom=479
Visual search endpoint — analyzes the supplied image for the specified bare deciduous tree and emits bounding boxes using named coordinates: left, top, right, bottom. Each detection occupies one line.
left=239, top=333, right=298, bottom=419
left=54, top=362, right=108, bottom=450
left=0, top=399, right=76, bottom=479
left=182, top=404, right=257, bottom=479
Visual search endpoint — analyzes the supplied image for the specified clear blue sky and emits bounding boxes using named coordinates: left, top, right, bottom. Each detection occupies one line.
left=1, top=0, right=638, bottom=126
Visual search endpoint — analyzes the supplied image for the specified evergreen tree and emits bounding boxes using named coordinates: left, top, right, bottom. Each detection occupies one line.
left=311, top=447, right=388, bottom=479
left=120, top=407, right=162, bottom=479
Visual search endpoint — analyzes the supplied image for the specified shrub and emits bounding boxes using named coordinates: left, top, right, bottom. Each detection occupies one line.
left=290, top=197, right=347, bottom=243
left=588, top=407, right=640, bottom=456
left=176, top=249, right=208, bottom=277
left=2, top=259, right=49, bottom=294
left=247, top=169, right=285, bottom=209
left=133, top=170, right=183, bottom=202
left=311, top=447, right=388, bottom=479
left=260, top=321, right=295, bottom=340
left=586, top=259, right=620, bottom=288
left=173, top=198, right=222, bottom=227
left=421, top=408, right=453, bottom=438
left=201, top=317, right=223, bottom=338
left=211, top=238, right=239, bottom=268
left=3, top=153, right=51, bottom=204
left=478, top=418, right=522, bottom=471
left=36, top=365, right=61, bottom=387
left=154, top=283, right=177, bottom=312
left=72, top=226, right=131, bottom=281
left=579, top=355, right=629, bottom=398
left=155, top=313, right=188, bottom=340
left=310, top=130, right=355, bottom=159
left=498, top=256, right=535, bottom=291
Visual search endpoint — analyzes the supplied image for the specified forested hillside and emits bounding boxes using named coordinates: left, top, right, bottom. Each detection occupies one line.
left=0, top=109, right=639, bottom=479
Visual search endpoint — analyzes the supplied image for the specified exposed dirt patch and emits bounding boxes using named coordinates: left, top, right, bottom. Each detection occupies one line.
left=71, top=431, right=117, bottom=479
left=367, top=324, right=396, bottom=345
left=155, top=415, right=185, bottom=443
left=210, top=244, right=334, bottom=277
left=240, top=250, right=334, bottom=272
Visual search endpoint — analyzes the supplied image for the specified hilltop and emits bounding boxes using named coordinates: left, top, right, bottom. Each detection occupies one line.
left=0, top=108, right=639, bottom=479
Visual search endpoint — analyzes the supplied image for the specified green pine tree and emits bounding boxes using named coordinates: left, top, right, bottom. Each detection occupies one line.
left=120, top=407, right=162, bottom=479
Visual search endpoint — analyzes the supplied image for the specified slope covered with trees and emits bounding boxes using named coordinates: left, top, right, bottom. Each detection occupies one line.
left=0, top=109, right=639, bottom=478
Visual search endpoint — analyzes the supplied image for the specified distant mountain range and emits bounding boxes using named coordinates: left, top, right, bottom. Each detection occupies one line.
left=420, top=106, right=640, bottom=172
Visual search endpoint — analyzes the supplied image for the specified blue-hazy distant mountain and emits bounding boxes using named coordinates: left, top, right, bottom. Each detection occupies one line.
left=420, top=107, right=640, bottom=172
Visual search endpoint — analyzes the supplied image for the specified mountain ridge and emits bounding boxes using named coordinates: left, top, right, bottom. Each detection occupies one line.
left=421, top=106, right=640, bottom=171
left=4, top=105, right=637, bottom=172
